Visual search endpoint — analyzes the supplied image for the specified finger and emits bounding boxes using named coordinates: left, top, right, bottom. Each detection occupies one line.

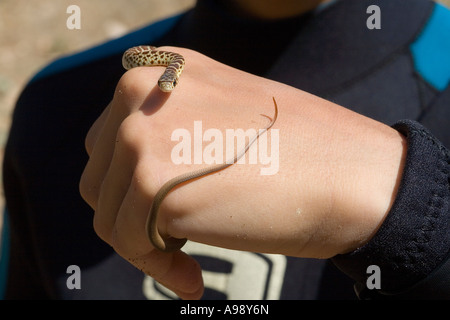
left=119, top=245, right=204, bottom=300
left=80, top=69, right=152, bottom=209
left=92, top=127, right=136, bottom=243
left=110, top=168, right=204, bottom=299
left=92, top=109, right=159, bottom=243
left=80, top=103, right=126, bottom=209
left=152, top=250, right=204, bottom=300
left=85, top=103, right=111, bottom=156
left=103, top=158, right=155, bottom=252
left=112, top=182, right=204, bottom=299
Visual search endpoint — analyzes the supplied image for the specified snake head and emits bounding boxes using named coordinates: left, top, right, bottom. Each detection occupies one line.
left=158, top=78, right=178, bottom=93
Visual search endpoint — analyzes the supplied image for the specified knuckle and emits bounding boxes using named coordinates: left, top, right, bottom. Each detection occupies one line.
left=115, top=67, right=159, bottom=109
left=116, top=113, right=149, bottom=153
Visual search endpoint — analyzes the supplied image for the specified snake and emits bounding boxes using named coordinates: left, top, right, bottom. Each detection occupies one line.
left=122, top=45, right=185, bottom=92
left=122, top=45, right=278, bottom=252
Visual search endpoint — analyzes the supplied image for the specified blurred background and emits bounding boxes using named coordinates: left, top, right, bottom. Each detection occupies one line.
left=1, top=0, right=450, bottom=236
left=0, top=0, right=195, bottom=232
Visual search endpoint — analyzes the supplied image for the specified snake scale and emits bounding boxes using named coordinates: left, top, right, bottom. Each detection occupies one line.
left=122, top=45, right=278, bottom=252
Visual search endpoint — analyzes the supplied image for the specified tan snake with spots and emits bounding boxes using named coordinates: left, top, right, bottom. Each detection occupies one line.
left=122, top=45, right=278, bottom=252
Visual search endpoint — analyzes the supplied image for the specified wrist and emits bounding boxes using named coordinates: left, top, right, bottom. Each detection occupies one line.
left=332, top=120, right=407, bottom=254
left=333, top=120, right=450, bottom=294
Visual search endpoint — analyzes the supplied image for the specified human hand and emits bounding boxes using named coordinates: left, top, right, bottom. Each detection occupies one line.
left=79, top=47, right=406, bottom=299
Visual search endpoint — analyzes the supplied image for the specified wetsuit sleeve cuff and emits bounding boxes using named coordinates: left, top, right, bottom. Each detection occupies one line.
left=331, top=120, right=450, bottom=299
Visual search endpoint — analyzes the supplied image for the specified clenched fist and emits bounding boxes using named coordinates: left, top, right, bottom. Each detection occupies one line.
left=80, top=47, right=406, bottom=299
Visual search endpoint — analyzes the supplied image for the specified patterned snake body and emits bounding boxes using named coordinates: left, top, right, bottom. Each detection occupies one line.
left=122, top=46, right=185, bottom=92
left=122, top=46, right=278, bottom=252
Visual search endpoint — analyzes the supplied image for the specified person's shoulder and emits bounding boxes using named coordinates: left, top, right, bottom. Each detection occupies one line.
left=322, top=0, right=450, bottom=92
left=410, top=1, right=450, bottom=91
